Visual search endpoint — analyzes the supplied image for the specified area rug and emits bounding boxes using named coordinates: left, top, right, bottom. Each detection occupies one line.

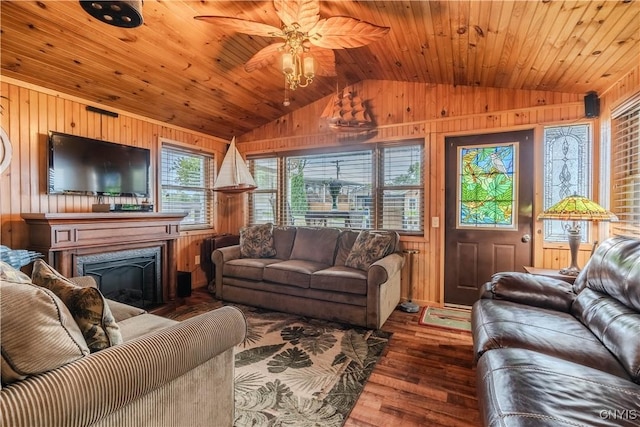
left=166, top=302, right=391, bottom=427
left=418, top=306, right=472, bottom=332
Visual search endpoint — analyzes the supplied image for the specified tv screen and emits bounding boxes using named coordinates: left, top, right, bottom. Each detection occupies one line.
left=48, top=131, right=150, bottom=197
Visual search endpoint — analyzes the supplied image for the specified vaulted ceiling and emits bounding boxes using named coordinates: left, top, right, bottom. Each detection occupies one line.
left=2, top=1, right=639, bottom=141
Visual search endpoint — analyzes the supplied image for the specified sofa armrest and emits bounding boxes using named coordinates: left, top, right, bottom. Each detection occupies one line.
left=483, top=271, right=577, bottom=312
left=212, top=244, right=241, bottom=261
left=368, top=252, right=404, bottom=287
left=1, top=306, right=247, bottom=427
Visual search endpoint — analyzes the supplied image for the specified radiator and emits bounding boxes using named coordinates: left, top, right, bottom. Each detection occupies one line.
left=202, top=234, right=239, bottom=292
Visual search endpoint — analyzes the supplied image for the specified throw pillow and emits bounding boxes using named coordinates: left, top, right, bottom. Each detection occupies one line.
left=31, top=259, right=123, bottom=352
left=345, top=231, right=395, bottom=271
left=1, top=275, right=89, bottom=384
left=240, top=223, right=277, bottom=258
left=0, top=260, right=32, bottom=284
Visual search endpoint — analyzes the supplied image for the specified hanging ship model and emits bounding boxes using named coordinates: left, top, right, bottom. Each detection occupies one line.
left=320, top=90, right=375, bottom=133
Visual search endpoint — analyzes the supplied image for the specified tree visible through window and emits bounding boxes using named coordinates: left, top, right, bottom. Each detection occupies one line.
left=160, top=144, right=214, bottom=229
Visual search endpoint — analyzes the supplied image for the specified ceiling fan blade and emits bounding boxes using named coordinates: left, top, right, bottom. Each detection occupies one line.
left=244, top=43, right=282, bottom=73
left=273, top=0, right=319, bottom=32
left=309, top=17, right=390, bottom=49
left=194, top=16, right=283, bottom=38
left=308, top=47, right=336, bottom=77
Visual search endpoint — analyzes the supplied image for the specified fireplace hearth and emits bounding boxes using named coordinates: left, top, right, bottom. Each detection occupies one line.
left=77, top=247, right=162, bottom=309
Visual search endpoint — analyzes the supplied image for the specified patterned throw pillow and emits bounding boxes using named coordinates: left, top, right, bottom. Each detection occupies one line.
left=240, top=223, right=277, bottom=258
left=1, top=265, right=89, bottom=384
left=31, top=259, right=123, bottom=352
left=345, top=231, right=395, bottom=271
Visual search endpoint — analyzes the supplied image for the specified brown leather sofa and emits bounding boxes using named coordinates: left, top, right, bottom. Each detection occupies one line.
left=471, top=236, right=640, bottom=427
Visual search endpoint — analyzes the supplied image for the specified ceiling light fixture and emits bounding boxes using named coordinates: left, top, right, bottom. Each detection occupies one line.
left=280, top=25, right=315, bottom=92
left=79, top=1, right=143, bottom=28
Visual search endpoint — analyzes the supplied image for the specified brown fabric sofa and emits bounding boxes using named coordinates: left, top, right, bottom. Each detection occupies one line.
left=213, top=226, right=404, bottom=329
left=1, top=274, right=247, bottom=427
left=471, top=236, right=640, bottom=427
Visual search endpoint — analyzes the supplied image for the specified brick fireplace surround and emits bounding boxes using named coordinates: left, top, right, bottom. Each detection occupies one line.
left=21, top=212, right=187, bottom=304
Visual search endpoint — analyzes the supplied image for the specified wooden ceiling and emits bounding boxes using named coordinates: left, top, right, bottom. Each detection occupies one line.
left=2, top=1, right=639, bottom=141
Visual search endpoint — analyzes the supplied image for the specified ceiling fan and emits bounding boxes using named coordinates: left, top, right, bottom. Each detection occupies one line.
left=194, top=0, right=390, bottom=90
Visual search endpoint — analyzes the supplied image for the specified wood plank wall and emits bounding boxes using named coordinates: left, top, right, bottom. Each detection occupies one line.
left=0, top=77, right=230, bottom=289
left=238, top=74, right=639, bottom=307
left=2, top=67, right=638, bottom=300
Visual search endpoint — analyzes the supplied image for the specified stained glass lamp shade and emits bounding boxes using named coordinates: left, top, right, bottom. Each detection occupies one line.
left=537, top=195, right=618, bottom=276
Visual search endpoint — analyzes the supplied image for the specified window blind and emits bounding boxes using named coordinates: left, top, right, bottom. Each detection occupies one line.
left=611, top=96, right=640, bottom=237
left=160, top=145, right=214, bottom=229
left=378, top=144, right=424, bottom=233
left=247, top=141, right=425, bottom=234
left=248, top=157, right=279, bottom=225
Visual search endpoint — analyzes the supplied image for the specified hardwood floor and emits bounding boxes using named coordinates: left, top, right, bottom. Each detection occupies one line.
left=165, top=289, right=481, bottom=427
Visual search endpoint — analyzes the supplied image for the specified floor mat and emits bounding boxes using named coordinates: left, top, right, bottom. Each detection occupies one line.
left=418, top=306, right=471, bottom=332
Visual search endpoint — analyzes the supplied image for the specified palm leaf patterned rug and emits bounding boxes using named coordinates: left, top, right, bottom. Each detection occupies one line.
left=166, top=301, right=390, bottom=426
left=233, top=305, right=391, bottom=427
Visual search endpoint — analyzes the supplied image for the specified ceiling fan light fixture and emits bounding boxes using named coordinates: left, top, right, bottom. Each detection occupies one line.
left=280, top=35, right=315, bottom=91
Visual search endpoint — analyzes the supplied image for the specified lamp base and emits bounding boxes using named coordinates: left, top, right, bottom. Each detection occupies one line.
left=559, top=266, right=580, bottom=277
left=399, top=301, right=420, bottom=313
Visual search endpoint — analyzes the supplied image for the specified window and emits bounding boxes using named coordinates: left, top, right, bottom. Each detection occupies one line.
left=248, top=157, right=279, bottom=225
left=380, top=145, right=423, bottom=232
left=542, top=124, right=592, bottom=242
left=611, top=96, right=640, bottom=237
left=248, top=141, right=424, bottom=234
left=160, top=144, right=214, bottom=230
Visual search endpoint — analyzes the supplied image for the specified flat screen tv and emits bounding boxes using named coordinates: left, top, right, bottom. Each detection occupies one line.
left=48, top=131, right=151, bottom=197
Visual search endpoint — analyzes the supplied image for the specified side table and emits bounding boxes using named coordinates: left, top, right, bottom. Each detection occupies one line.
left=523, top=266, right=577, bottom=284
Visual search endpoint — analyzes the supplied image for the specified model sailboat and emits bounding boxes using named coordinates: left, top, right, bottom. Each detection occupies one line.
left=321, top=90, right=375, bottom=133
left=213, top=137, right=257, bottom=193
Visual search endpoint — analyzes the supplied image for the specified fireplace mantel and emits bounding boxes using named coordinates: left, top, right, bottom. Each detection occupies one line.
left=21, top=212, right=187, bottom=301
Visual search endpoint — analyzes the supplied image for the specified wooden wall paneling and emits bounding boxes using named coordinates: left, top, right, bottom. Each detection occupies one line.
left=0, top=80, right=228, bottom=290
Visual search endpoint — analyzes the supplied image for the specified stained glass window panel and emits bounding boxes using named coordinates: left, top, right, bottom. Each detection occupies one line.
left=543, top=124, right=592, bottom=242
left=457, top=143, right=518, bottom=229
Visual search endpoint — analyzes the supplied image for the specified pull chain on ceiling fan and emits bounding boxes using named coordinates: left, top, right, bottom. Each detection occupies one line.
left=195, top=0, right=389, bottom=104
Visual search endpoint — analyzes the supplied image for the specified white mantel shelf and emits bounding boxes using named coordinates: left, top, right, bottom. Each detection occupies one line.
left=21, top=212, right=188, bottom=301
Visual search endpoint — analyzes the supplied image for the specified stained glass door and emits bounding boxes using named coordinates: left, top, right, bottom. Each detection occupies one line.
left=444, top=130, right=534, bottom=306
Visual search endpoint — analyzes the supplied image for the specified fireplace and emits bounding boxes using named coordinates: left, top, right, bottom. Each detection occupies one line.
left=21, top=212, right=186, bottom=304
left=77, top=247, right=163, bottom=309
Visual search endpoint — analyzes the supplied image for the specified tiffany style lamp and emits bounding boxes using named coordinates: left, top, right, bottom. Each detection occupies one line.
left=537, top=195, right=618, bottom=276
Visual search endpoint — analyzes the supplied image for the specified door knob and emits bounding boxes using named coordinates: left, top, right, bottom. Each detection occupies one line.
left=521, top=234, right=531, bottom=243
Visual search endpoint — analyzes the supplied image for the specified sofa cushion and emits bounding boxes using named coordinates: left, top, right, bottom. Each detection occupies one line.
left=273, top=227, right=297, bottom=259
left=240, top=223, right=277, bottom=258
left=572, top=287, right=640, bottom=383
left=573, top=235, right=640, bottom=312
left=472, top=299, right=630, bottom=379
left=1, top=264, right=89, bottom=384
left=106, top=298, right=147, bottom=322
left=334, top=230, right=359, bottom=267
left=117, top=313, right=179, bottom=341
left=477, top=348, right=640, bottom=427
left=310, top=266, right=368, bottom=295
left=225, top=257, right=283, bottom=281
left=31, top=259, right=123, bottom=353
left=263, top=260, right=330, bottom=288
left=345, top=230, right=395, bottom=271
left=289, top=227, right=341, bottom=265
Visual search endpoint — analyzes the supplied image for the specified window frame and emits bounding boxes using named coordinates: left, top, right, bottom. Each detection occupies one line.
left=158, top=139, right=215, bottom=231
left=610, top=93, right=640, bottom=237
left=247, top=140, right=425, bottom=235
